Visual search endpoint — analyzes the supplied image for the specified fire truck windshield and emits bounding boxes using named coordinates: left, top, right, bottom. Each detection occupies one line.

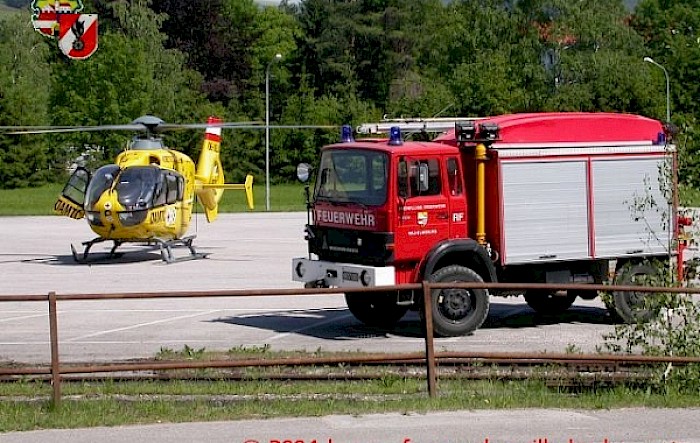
left=314, top=149, right=388, bottom=206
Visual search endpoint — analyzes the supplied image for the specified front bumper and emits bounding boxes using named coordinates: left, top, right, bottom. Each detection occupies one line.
left=292, top=258, right=395, bottom=288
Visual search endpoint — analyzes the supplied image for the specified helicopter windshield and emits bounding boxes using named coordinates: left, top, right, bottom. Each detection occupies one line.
left=85, top=164, right=120, bottom=211
left=115, top=166, right=165, bottom=210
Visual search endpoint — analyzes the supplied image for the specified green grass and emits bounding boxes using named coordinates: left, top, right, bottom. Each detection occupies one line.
left=1, top=378, right=699, bottom=432
left=2, top=347, right=700, bottom=431
left=219, top=182, right=308, bottom=212
left=0, top=184, right=63, bottom=216
left=2, top=183, right=699, bottom=216
left=0, top=183, right=308, bottom=216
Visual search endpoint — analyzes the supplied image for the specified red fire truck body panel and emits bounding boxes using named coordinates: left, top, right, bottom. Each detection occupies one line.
left=434, top=113, right=669, bottom=268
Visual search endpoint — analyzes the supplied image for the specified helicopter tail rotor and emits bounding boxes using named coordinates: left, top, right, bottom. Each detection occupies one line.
left=244, top=174, right=254, bottom=211
left=195, top=117, right=254, bottom=222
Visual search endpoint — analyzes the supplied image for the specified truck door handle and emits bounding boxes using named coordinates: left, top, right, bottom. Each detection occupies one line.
left=437, top=212, right=448, bottom=220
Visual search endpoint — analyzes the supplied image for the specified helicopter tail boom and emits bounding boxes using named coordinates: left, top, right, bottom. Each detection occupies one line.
left=195, top=116, right=254, bottom=221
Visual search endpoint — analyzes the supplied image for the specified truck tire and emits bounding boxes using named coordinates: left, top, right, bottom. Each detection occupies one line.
left=345, top=292, right=409, bottom=328
left=611, top=262, right=658, bottom=323
left=425, top=265, right=489, bottom=337
left=524, top=290, right=577, bottom=315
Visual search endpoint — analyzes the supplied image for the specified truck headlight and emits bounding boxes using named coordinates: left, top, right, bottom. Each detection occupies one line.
left=360, top=270, right=371, bottom=286
left=295, top=261, right=306, bottom=278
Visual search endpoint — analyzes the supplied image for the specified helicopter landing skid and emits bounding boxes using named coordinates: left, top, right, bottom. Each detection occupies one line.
left=154, top=236, right=209, bottom=264
left=70, top=236, right=208, bottom=264
left=71, top=237, right=125, bottom=263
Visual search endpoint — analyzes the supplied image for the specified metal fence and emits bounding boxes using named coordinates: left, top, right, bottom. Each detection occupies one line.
left=2, top=282, right=700, bottom=407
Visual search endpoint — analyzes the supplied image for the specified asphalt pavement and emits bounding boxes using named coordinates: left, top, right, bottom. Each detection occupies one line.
left=2, top=408, right=700, bottom=443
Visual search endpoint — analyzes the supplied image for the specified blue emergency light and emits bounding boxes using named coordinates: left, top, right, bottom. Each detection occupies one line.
left=389, top=126, right=403, bottom=146
left=656, top=131, right=666, bottom=145
left=341, top=125, right=354, bottom=142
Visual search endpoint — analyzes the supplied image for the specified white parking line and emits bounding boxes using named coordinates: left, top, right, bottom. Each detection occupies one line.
left=0, top=313, right=46, bottom=323
left=65, top=309, right=221, bottom=342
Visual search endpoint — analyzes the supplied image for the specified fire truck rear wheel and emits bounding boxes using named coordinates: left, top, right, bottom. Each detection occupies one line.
left=611, top=262, right=658, bottom=323
left=344, top=292, right=409, bottom=328
left=523, top=290, right=577, bottom=315
left=426, top=265, right=490, bottom=337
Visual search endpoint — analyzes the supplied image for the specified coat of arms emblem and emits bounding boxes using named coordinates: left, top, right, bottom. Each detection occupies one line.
left=30, top=1, right=98, bottom=60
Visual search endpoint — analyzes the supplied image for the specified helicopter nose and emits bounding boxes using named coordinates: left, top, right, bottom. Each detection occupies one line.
left=86, top=211, right=104, bottom=226
left=86, top=198, right=114, bottom=227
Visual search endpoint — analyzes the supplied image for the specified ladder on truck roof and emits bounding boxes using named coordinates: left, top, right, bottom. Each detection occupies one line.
left=356, top=117, right=483, bottom=135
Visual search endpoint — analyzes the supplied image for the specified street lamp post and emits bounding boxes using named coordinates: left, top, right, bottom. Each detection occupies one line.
left=644, top=56, right=675, bottom=278
left=265, top=53, right=282, bottom=212
left=644, top=56, right=671, bottom=123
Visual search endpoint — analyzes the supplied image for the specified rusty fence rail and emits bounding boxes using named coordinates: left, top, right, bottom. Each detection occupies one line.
left=2, top=282, right=700, bottom=407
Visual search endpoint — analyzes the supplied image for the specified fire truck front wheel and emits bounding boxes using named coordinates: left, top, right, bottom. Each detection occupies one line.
left=426, top=265, right=490, bottom=337
left=345, top=292, right=409, bottom=328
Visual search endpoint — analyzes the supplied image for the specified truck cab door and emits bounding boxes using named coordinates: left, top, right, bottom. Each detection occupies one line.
left=445, top=156, right=467, bottom=238
left=395, top=156, right=450, bottom=261
left=54, top=166, right=90, bottom=220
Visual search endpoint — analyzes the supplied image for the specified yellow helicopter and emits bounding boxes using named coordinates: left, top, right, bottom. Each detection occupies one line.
left=11, top=115, right=256, bottom=263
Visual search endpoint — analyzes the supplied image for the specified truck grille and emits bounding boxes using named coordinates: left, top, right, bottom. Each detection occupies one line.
left=307, top=225, right=393, bottom=266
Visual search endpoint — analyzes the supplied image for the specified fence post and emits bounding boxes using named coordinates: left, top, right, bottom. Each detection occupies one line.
left=421, top=281, right=437, bottom=397
left=48, top=291, right=61, bottom=408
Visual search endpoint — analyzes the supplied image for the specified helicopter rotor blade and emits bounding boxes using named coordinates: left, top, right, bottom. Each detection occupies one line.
left=0, top=117, right=338, bottom=135
left=268, top=125, right=338, bottom=129
left=2, top=124, right=148, bottom=135
left=0, top=125, right=75, bottom=130
left=153, top=122, right=264, bottom=132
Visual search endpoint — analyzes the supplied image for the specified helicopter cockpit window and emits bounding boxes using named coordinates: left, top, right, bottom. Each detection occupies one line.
left=153, top=177, right=167, bottom=207
left=115, top=166, right=163, bottom=210
left=85, top=164, right=120, bottom=211
left=164, top=172, right=181, bottom=204
left=177, top=176, right=184, bottom=201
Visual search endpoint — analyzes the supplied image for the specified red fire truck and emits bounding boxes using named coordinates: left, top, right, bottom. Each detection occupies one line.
left=292, top=112, right=677, bottom=336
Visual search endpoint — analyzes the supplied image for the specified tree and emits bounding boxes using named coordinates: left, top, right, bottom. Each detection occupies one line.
left=631, top=0, right=700, bottom=187
left=517, top=0, right=654, bottom=113
left=412, top=0, right=538, bottom=116
left=49, top=0, right=214, bottom=161
left=152, top=0, right=259, bottom=105
left=275, top=75, right=380, bottom=180
left=4, top=0, right=30, bottom=8
left=0, top=13, right=53, bottom=188
left=295, top=0, right=362, bottom=98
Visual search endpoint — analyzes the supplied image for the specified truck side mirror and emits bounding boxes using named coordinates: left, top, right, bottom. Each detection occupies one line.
left=297, top=163, right=311, bottom=183
left=417, top=163, right=429, bottom=192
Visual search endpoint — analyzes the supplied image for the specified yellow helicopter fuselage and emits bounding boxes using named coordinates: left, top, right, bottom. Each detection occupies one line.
left=85, top=148, right=197, bottom=241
